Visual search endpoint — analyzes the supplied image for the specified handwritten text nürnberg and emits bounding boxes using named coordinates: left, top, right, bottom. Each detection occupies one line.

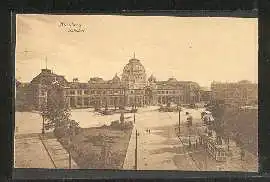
left=59, top=22, right=86, bottom=32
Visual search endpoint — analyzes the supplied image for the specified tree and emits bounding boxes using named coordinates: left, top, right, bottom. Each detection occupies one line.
left=41, top=83, right=73, bottom=133
left=209, top=99, right=225, bottom=137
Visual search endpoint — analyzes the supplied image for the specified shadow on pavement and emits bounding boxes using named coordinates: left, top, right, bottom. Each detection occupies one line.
left=149, top=146, right=184, bottom=155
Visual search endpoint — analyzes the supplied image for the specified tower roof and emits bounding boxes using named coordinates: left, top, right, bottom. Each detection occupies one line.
left=148, top=74, right=156, bottom=82
left=112, top=73, right=120, bottom=83
left=122, top=54, right=146, bottom=83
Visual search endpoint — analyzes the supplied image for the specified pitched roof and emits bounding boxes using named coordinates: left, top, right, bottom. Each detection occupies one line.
left=67, top=82, right=89, bottom=89
left=89, top=82, right=125, bottom=89
left=30, top=69, right=68, bottom=86
left=156, top=81, right=194, bottom=90
left=200, top=87, right=211, bottom=92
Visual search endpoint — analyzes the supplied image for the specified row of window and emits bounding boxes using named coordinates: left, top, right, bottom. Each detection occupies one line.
left=130, top=90, right=144, bottom=94
left=66, top=90, right=89, bottom=95
left=157, top=90, right=183, bottom=95
left=158, top=96, right=185, bottom=102
left=90, top=90, right=124, bottom=95
left=66, top=89, right=197, bottom=96
left=70, top=97, right=124, bottom=106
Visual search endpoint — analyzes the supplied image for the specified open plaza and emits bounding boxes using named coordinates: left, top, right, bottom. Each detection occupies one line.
left=15, top=105, right=258, bottom=171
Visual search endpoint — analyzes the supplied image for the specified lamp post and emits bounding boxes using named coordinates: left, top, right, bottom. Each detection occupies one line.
left=41, top=114, right=45, bottom=134
left=68, top=123, right=74, bottom=169
left=134, top=112, right=136, bottom=124
left=178, top=106, right=181, bottom=135
left=134, top=111, right=138, bottom=170
left=135, top=129, right=138, bottom=170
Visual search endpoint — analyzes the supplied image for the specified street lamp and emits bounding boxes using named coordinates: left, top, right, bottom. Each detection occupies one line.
left=41, top=114, right=45, bottom=134
left=133, top=111, right=138, bottom=170
left=135, top=129, right=139, bottom=170
left=67, top=122, right=75, bottom=169
left=178, top=105, right=181, bottom=135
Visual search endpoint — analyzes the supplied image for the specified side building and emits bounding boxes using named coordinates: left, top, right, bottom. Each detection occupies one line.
left=211, top=80, right=258, bottom=107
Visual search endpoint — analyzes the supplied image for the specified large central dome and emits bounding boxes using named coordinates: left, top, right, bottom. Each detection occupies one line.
left=121, top=55, right=146, bottom=84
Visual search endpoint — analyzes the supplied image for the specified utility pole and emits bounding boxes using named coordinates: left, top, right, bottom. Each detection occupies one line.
left=68, top=123, right=73, bottom=169
left=42, top=114, right=45, bottom=134
left=69, top=148, right=71, bottom=169
left=178, top=107, right=181, bottom=135
left=135, top=129, right=138, bottom=170
left=134, top=111, right=138, bottom=170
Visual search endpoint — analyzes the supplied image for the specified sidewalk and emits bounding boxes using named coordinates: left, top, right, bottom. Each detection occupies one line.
left=40, top=135, right=79, bottom=169
left=122, top=126, right=136, bottom=170
left=15, top=134, right=55, bottom=168
left=15, top=133, right=79, bottom=169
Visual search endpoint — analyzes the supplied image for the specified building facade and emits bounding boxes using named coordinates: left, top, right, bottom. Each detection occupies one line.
left=211, top=80, right=258, bottom=107
left=200, top=87, right=212, bottom=103
left=30, top=68, right=68, bottom=110
left=25, top=56, right=205, bottom=110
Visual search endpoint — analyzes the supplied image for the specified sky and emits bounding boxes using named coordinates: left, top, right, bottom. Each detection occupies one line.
left=15, top=14, right=258, bottom=87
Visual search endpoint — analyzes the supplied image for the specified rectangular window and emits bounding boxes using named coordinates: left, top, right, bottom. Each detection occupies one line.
left=70, top=90, right=75, bottom=95
left=166, top=91, right=169, bottom=94
left=78, top=90, right=82, bottom=95
left=40, top=90, right=46, bottom=96
left=84, top=90, right=89, bottom=95
left=84, top=97, right=89, bottom=105
left=77, top=97, right=82, bottom=105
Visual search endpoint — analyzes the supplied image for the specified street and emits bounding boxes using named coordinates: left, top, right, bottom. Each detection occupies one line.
left=134, top=107, right=204, bottom=170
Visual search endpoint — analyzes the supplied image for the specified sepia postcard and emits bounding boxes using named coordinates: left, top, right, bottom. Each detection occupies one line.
left=15, top=14, right=258, bottom=172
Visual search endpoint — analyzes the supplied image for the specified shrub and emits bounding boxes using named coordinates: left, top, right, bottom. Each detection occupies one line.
left=110, top=120, right=120, bottom=128
left=54, top=126, right=68, bottom=138
left=54, top=120, right=80, bottom=139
